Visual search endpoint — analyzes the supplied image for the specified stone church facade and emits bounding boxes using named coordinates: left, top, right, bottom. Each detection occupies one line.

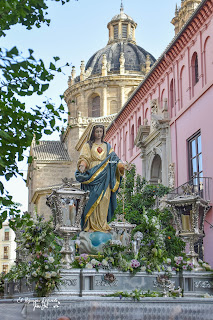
left=27, top=5, right=156, bottom=218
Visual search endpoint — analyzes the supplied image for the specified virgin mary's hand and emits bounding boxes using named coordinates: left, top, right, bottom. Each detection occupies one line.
left=79, top=161, right=87, bottom=173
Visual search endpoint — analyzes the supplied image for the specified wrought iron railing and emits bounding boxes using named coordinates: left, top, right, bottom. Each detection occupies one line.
left=167, top=176, right=212, bottom=202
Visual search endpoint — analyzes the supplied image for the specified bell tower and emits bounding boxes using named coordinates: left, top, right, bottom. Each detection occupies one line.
left=171, top=0, right=202, bottom=35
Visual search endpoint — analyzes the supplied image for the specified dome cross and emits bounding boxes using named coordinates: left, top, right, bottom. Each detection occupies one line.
left=120, top=0, right=124, bottom=12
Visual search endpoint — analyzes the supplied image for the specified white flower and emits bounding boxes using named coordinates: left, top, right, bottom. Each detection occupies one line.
left=101, top=259, right=108, bottom=267
left=32, top=272, right=37, bottom=277
left=44, top=272, right=51, bottom=279
left=143, top=215, right=149, bottom=223
left=85, top=263, right=93, bottom=269
left=45, top=265, right=49, bottom=270
left=152, top=217, right=157, bottom=224
left=75, top=240, right=81, bottom=246
left=174, top=257, right=178, bottom=262
left=203, top=263, right=207, bottom=268
left=48, top=257, right=54, bottom=263
left=141, top=266, right=146, bottom=272
left=155, top=224, right=160, bottom=230
left=167, top=258, right=171, bottom=264
left=91, top=259, right=99, bottom=265
left=51, top=271, right=57, bottom=277
left=26, top=244, right=30, bottom=248
left=187, top=260, right=191, bottom=265
left=167, top=267, right=172, bottom=272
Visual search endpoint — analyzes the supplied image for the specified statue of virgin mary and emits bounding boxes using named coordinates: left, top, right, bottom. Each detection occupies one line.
left=75, top=124, right=124, bottom=233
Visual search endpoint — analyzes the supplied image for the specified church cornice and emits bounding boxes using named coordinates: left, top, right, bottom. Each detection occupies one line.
left=105, top=0, right=213, bottom=139
left=64, top=74, right=144, bottom=101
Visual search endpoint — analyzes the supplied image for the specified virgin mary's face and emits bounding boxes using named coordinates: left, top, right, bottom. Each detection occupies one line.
left=94, top=127, right=104, bottom=140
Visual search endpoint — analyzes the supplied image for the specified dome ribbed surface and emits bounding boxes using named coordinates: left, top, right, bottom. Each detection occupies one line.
left=85, top=42, right=156, bottom=75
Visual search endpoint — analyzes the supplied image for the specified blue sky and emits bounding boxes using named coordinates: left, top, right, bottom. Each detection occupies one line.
left=2, top=0, right=180, bottom=212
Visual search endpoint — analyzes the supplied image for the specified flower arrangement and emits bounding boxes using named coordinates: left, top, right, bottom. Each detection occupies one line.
left=198, top=260, right=212, bottom=271
left=6, top=213, right=62, bottom=297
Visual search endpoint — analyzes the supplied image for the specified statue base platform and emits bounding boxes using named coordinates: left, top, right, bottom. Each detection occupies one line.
left=51, top=269, right=213, bottom=297
left=3, top=270, right=213, bottom=320
left=13, top=296, right=213, bottom=320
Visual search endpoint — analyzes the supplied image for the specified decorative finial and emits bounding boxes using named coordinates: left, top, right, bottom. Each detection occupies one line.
left=120, top=0, right=124, bottom=12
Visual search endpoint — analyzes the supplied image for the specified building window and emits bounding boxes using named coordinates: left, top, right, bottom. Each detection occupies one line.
left=122, top=24, right=127, bottom=38
left=170, top=79, right=174, bottom=109
left=4, top=230, right=9, bottom=241
left=130, top=124, right=134, bottom=157
left=188, top=131, right=203, bottom=193
left=90, top=95, right=100, bottom=117
left=130, top=26, right=134, bottom=39
left=114, top=25, right=118, bottom=39
left=2, top=264, right=8, bottom=274
left=138, top=117, right=141, bottom=128
left=191, top=52, right=199, bottom=86
left=3, top=246, right=9, bottom=259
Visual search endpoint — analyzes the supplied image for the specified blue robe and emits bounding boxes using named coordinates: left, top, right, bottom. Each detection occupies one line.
left=75, top=142, right=121, bottom=230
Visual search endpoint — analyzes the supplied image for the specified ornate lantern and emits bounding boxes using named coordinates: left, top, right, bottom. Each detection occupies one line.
left=109, top=213, right=136, bottom=247
left=166, top=185, right=210, bottom=270
left=46, top=178, right=89, bottom=268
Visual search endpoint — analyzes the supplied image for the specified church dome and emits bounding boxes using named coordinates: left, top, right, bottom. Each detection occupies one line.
left=85, top=42, right=155, bottom=75
left=84, top=4, right=155, bottom=77
left=110, top=11, right=134, bottom=23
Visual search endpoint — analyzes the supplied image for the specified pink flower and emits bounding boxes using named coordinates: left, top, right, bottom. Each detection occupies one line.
left=131, top=259, right=140, bottom=268
left=178, top=256, right=183, bottom=261
left=182, top=265, right=187, bottom=270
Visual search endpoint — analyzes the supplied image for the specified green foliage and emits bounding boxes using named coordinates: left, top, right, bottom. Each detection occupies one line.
left=115, top=165, right=170, bottom=225
left=0, top=0, right=77, bottom=224
left=0, top=0, right=76, bottom=37
left=0, top=272, right=5, bottom=295
left=114, top=165, right=185, bottom=264
left=6, top=213, right=62, bottom=297
left=106, top=289, right=164, bottom=300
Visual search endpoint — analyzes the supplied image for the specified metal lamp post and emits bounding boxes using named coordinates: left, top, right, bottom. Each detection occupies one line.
left=46, top=178, right=89, bottom=268
left=166, top=184, right=210, bottom=270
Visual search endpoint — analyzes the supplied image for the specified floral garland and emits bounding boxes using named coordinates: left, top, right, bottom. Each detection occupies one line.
left=6, top=214, right=61, bottom=297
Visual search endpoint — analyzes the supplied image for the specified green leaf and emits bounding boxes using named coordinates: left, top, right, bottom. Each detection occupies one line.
left=49, top=62, right=56, bottom=70
left=44, top=129, right=52, bottom=135
left=27, top=156, right=33, bottom=164
left=5, top=173, right=13, bottom=181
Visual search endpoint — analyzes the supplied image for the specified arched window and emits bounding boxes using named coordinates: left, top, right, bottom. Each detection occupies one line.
left=145, top=108, right=149, bottom=123
left=114, top=143, right=117, bottom=153
left=150, top=155, right=162, bottom=185
left=92, top=96, right=100, bottom=117
left=170, top=79, right=174, bottom=109
left=204, top=37, right=211, bottom=85
left=160, top=89, right=165, bottom=109
left=191, top=52, right=199, bottom=86
left=88, top=94, right=100, bottom=117
left=130, top=124, right=134, bottom=157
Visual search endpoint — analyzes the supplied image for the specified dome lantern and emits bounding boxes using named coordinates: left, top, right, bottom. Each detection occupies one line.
left=107, top=4, right=137, bottom=45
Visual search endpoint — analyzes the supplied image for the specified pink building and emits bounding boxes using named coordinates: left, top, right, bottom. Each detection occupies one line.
left=105, top=0, right=213, bottom=266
